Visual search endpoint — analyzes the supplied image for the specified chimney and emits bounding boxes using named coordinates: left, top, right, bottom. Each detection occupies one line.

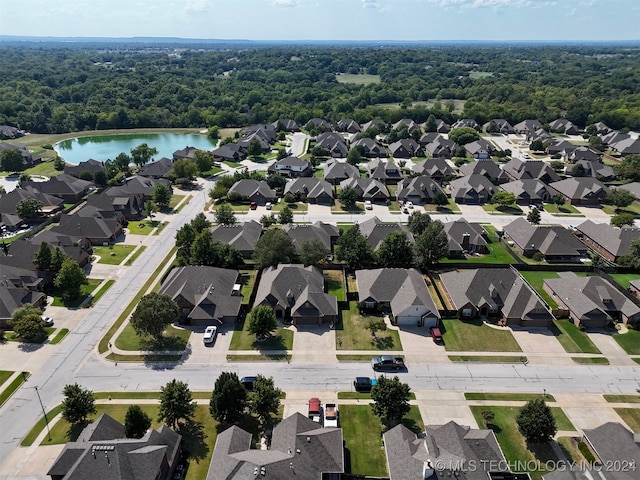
left=462, top=232, right=470, bottom=250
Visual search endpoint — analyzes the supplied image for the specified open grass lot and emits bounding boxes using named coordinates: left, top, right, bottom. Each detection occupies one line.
left=335, top=73, right=381, bottom=85
left=239, top=270, right=257, bottom=305
left=604, top=394, right=640, bottom=403
left=614, top=408, right=640, bottom=432
left=115, top=323, right=191, bottom=352
left=23, top=159, right=63, bottom=177
left=336, top=302, right=402, bottom=351
left=441, top=318, right=522, bottom=352
left=93, top=244, right=137, bottom=264
left=341, top=405, right=422, bottom=476
left=613, top=328, right=640, bottom=355
left=465, top=392, right=556, bottom=402
left=229, top=317, right=294, bottom=352
left=127, top=219, right=164, bottom=235
left=50, top=278, right=103, bottom=307
left=520, top=271, right=560, bottom=308
left=470, top=406, right=575, bottom=480
left=550, top=320, right=601, bottom=354
left=0, top=372, right=29, bottom=406
left=324, top=269, right=346, bottom=301
left=543, top=203, right=583, bottom=216
left=609, top=273, right=640, bottom=289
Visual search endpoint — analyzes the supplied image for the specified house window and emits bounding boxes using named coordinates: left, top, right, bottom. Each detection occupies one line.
left=489, top=306, right=499, bottom=314
left=364, top=301, right=375, bottom=309
left=462, top=308, right=473, bottom=317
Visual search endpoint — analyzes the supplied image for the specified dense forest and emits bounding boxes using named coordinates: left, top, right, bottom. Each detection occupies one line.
left=1, top=44, right=639, bottom=133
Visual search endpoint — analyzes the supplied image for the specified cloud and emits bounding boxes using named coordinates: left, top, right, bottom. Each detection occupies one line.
left=184, top=0, right=212, bottom=13
left=362, top=0, right=378, bottom=8
left=272, top=0, right=297, bottom=6
left=425, top=0, right=553, bottom=8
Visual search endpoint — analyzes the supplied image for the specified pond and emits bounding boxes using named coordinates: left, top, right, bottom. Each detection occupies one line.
left=54, top=132, right=217, bottom=165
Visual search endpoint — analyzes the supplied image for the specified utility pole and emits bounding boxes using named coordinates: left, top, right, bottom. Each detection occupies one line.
left=34, top=386, right=51, bottom=442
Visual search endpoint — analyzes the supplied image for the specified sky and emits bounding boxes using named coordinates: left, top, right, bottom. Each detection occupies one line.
left=0, top=0, right=638, bottom=42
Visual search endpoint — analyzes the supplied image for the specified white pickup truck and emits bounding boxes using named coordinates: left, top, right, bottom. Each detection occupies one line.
left=324, top=403, right=339, bottom=427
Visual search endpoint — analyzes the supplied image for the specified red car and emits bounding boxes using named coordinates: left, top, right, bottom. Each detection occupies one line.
left=250, top=202, right=257, bottom=210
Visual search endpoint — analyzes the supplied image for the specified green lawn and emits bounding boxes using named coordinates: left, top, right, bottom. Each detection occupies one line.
left=439, top=225, right=514, bottom=264
left=229, top=317, right=294, bottom=352
left=91, top=279, right=115, bottom=304
left=169, top=194, right=186, bottom=209
left=49, top=328, right=70, bottom=345
left=465, top=392, right=556, bottom=402
left=609, top=273, right=640, bottom=289
left=93, top=244, right=137, bottom=265
left=520, top=271, right=560, bottom=309
left=5, top=327, right=55, bottom=343
left=324, top=269, right=346, bottom=301
left=50, top=278, right=103, bottom=307
left=239, top=270, right=257, bottom=305
left=127, top=219, right=163, bottom=235
left=331, top=201, right=364, bottom=214
left=603, top=394, right=640, bottom=403
left=0, top=372, right=29, bottom=406
left=336, top=302, right=403, bottom=351
left=543, top=203, right=583, bottom=216
left=571, top=357, right=609, bottom=364
left=482, top=203, right=524, bottom=215
left=602, top=202, right=640, bottom=217
left=613, top=328, right=640, bottom=355
left=335, top=73, right=381, bottom=85
left=470, top=405, right=573, bottom=480
left=23, top=159, right=63, bottom=177
left=0, top=371, right=12, bottom=387
left=21, top=404, right=64, bottom=446
left=441, top=318, right=522, bottom=352
left=271, top=201, right=308, bottom=213
left=449, top=355, right=526, bottom=363
left=550, top=320, right=601, bottom=354
left=341, top=405, right=422, bottom=476
left=313, top=168, right=324, bottom=178
left=124, top=246, right=146, bottom=265
left=115, top=323, right=191, bottom=352
left=614, top=408, right=640, bottom=432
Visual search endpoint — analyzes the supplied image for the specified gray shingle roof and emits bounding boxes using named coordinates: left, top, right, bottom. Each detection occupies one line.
left=503, top=217, right=587, bottom=257
left=339, top=177, right=389, bottom=200
left=459, top=160, right=508, bottom=182
left=443, top=219, right=488, bottom=253
left=284, top=221, right=338, bottom=251
left=359, top=216, right=413, bottom=249
left=229, top=179, right=276, bottom=201
left=449, top=174, right=496, bottom=202
left=582, top=422, right=640, bottom=480
left=211, top=220, right=262, bottom=254
left=396, top=175, right=445, bottom=203
left=575, top=220, right=640, bottom=258
left=502, top=159, right=560, bottom=183
left=411, top=157, right=455, bottom=178
left=324, top=160, right=359, bottom=182
left=548, top=177, right=609, bottom=201
left=501, top=179, right=551, bottom=203
left=283, top=177, right=333, bottom=201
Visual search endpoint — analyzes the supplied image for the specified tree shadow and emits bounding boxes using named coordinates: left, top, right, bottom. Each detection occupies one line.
left=140, top=334, right=187, bottom=352
left=485, top=422, right=503, bottom=435
left=179, top=421, right=208, bottom=461
left=372, top=336, right=394, bottom=350
left=400, top=417, right=421, bottom=434
left=252, top=334, right=286, bottom=352
left=526, top=439, right=558, bottom=462
left=343, top=446, right=352, bottom=474
left=66, top=421, right=89, bottom=442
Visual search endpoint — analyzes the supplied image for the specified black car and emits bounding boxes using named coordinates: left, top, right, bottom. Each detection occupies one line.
left=241, top=376, right=257, bottom=391
left=353, top=377, right=376, bottom=392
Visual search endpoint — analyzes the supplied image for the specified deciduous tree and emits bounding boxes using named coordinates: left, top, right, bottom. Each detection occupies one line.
left=611, top=212, right=635, bottom=227
left=253, top=228, right=297, bottom=268
left=171, top=158, right=198, bottom=180
left=247, top=305, right=278, bottom=340
left=33, top=242, right=52, bottom=271
left=0, top=147, right=24, bottom=172
left=338, top=186, right=357, bottom=209
left=407, top=211, right=432, bottom=235
left=298, top=239, right=328, bottom=266
left=210, top=372, right=247, bottom=424
left=16, top=198, right=42, bottom=218
left=130, top=143, right=158, bottom=168
left=12, top=313, right=45, bottom=340
left=153, top=183, right=171, bottom=207
left=414, top=221, right=448, bottom=269
left=371, top=375, right=411, bottom=427
left=516, top=398, right=557, bottom=444
left=158, top=379, right=196, bottom=430
left=448, top=127, right=480, bottom=146
left=335, top=224, right=375, bottom=271
left=278, top=205, right=293, bottom=224
left=124, top=405, right=152, bottom=438
left=214, top=203, right=236, bottom=225
left=527, top=206, right=541, bottom=225
left=130, top=293, right=179, bottom=343
left=376, top=230, right=414, bottom=268
left=491, top=191, right=516, bottom=208
left=248, top=375, right=282, bottom=427
left=61, top=383, right=96, bottom=425
left=54, top=259, right=88, bottom=302
left=605, top=189, right=636, bottom=208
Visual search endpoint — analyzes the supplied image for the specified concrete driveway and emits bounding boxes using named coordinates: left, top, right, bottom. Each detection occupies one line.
left=291, top=325, right=336, bottom=364
left=509, top=327, right=569, bottom=365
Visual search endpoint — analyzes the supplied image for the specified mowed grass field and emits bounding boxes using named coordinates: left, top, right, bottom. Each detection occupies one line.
left=335, top=73, right=381, bottom=85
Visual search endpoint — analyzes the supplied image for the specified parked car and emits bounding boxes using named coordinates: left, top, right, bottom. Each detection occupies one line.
left=324, top=403, right=339, bottom=427
left=241, top=376, right=257, bottom=391
left=265, top=202, right=272, bottom=210
left=203, top=326, right=218, bottom=345
left=353, top=377, right=377, bottom=392
left=364, top=200, right=372, bottom=210
left=250, top=202, right=257, bottom=210
left=308, top=397, right=322, bottom=423
left=522, top=153, right=531, bottom=159
left=406, top=201, right=414, bottom=209
left=430, top=326, right=443, bottom=344
left=402, top=207, right=409, bottom=214
left=42, top=316, right=54, bottom=326
left=371, top=355, right=406, bottom=371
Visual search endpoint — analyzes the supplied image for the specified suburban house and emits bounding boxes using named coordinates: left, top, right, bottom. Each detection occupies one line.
left=503, top=218, right=587, bottom=261
left=254, top=264, right=338, bottom=325
left=228, top=179, right=276, bottom=205
left=0, top=142, right=41, bottom=169
left=367, top=158, right=403, bottom=184
left=500, top=179, right=553, bottom=205
left=108, top=175, right=170, bottom=200
left=306, top=117, right=332, bottom=132
left=47, top=414, right=181, bottom=480
left=336, top=118, right=361, bottom=133
left=451, top=118, right=480, bottom=130
left=610, top=137, right=640, bottom=156
left=284, top=221, right=339, bottom=252
left=418, top=132, right=442, bottom=146
left=514, top=119, right=543, bottom=135
left=423, top=136, right=456, bottom=159
left=572, top=160, right=617, bottom=181
left=528, top=128, right=553, bottom=144
left=238, top=131, right=271, bottom=152
left=360, top=119, right=387, bottom=132
left=283, top=177, right=333, bottom=204
left=212, top=143, right=247, bottom=162
left=0, top=188, right=64, bottom=218
left=0, top=265, right=46, bottom=328
left=388, top=138, right=423, bottom=158
left=449, top=174, right=497, bottom=204
left=323, top=160, right=359, bottom=184
left=242, top=123, right=277, bottom=144
left=158, top=266, right=243, bottom=325
left=575, top=220, right=640, bottom=262
left=411, top=157, right=455, bottom=182
left=53, top=210, right=123, bottom=246
left=439, top=267, right=554, bottom=327
left=0, top=212, right=23, bottom=231
left=22, top=174, right=92, bottom=203
left=464, top=139, right=496, bottom=160
left=86, top=189, right=145, bottom=220
left=458, top=160, right=509, bottom=184
left=502, top=159, right=560, bottom=184
left=565, top=146, right=601, bottom=163
left=139, top=157, right=173, bottom=179
left=315, top=132, right=349, bottom=158
left=351, top=137, right=386, bottom=158
left=272, top=118, right=300, bottom=132
left=548, top=118, right=580, bottom=135
left=443, top=219, right=489, bottom=257
left=384, top=421, right=511, bottom=480
left=614, top=182, right=640, bottom=201
left=484, top=118, right=514, bottom=134
left=64, top=159, right=105, bottom=178
left=206, top=413, right=344, bottom=480
left=601, top=131, right=629, bottom=147
left=433, top=119, right=450, bottom=133
left=210, top=220, right=262, bottom=258
left=547, top=177, right=610, bottom=205
left=172, top=145, right=197, bottom=161
left=546, top=139, right=575, bottom=156
left=339, top=177, right=390, bottom=202
left=591, top=121, right=613, bottom=135
left=359, top=216, right=413, bottom=250
left=544, top=273, right=640, bottom=328
left=268, top=156, right=313, bottom=178
left=392, top=118, right=420, bottom=134
left=356, top=268, right=440, bottom=327
left=629, top=279, right=640, bottom=298
left=396, top=175, right=446, bottom=205
left=0, top=125, right=24, bottom=139
left=0, top=233, right=91, bottom=271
